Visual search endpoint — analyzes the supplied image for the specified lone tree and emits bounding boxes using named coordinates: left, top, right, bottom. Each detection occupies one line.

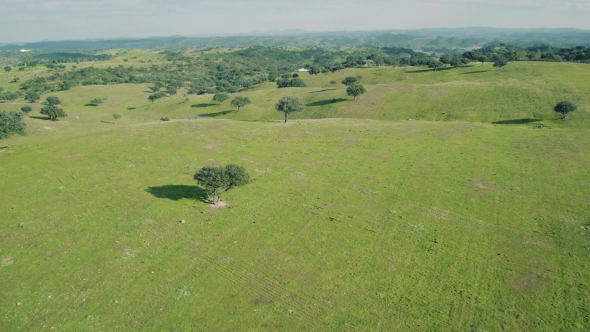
left=194, top=164, right=250, bottom=204
left=308, top=65, right=322, bottom=76
left=3, top=66, right=10, bottom=72
left=40, top=105, right=67, bottom=121
left=346, top=84, right=367, bottom=100
left=275, top=96, right=305, bottom=123
left=25, top=91, right=40, bottom=103
left=148, top=92, right=167, bottom=103
left=213, top=93, right=229, bottom=104
left=112, top=113, right=121, bottom=120
left=554, top=101, right=577, bottom=120
left=46, top=96, right=61, bottom=106
left=20, top=106, right=32, bottom=115
left=90, top=98, right=103, bottom=106
left=428, top=61, right=443, bottom=71
left=493, top=58, right=508, bottom=71
left=0, top=111, right=26, bottom=139
left=341, top=76, right=362, bottom=86
left=477, top=55, right=488, bottom=66
left=230, top=96, right=251, bottom=112
left=23, top=53, right=32, bottom=66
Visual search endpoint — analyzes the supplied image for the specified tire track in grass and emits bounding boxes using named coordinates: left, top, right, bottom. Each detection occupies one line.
left=188, top=246, right=323, bottom=329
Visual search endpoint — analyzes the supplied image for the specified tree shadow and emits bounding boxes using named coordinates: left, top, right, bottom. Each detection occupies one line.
left=199, top=110, right=235, bottom=117
left=406, top=67, right=454, bottom=74
left=146, top=185, right=208, bottom=202
left=191, top=103, right=217, bottom=108
left=84, top=104, right=99, bottom=107
left=492, top=118, right=541, bottom=125
left=127, top=107, right=136, bottom=110
left=309, top=88, right=337, bottom=94
left=463, top=70, right=489, bottom=75
left=29, top=116, right=50, bottom=120
left=306, top=98, right=347, bottom=107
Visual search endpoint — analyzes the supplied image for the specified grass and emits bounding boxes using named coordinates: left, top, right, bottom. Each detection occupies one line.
left=1, top=60, right=590, bottom=330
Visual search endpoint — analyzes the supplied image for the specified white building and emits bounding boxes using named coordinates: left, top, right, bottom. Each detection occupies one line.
left=296, top=68, right=309, bottom=72
left=19, top=49, right=31, bottom=52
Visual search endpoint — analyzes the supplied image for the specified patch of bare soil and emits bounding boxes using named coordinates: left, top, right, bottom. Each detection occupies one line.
left=210, top=201, right=228, bottom=208
left=512, top=275, right=542, bottom=291
left=1, top=256, right=14, bottom=267
left=472, top=181, right=497, bottom=191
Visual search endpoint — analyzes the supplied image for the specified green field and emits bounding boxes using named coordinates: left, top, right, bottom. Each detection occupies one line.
left=1, top=59, right=589, bottom=330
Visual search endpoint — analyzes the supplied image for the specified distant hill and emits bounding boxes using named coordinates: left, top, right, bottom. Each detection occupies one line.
left=1, top=28, right=590, bottom=52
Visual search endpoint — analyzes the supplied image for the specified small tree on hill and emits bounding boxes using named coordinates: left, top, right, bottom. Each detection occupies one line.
left=148, top=92, right=167, bottom=103
left=21, top=106, right=32, bottom=115
left=230, top=96, right=251, bottom=112
left=46, top=96, right=61, bottom=106
left=23, top=53, right=32, bottom=66
left=493, top=59, right=508, bottom=71
left=3, top=66, right=10, bottom=72
left=25, top=91, right=40, bottom=103
left=112, top=113, right=121, bottom=120
left=194, top=164, right=250, bottom=204
left=40, top=105, right=67, bottom=121
left=346, top=84, right=367, bottom=100
left=341, top=76, right=362, bottom=86
left=90, top=98, right=103, bottom=106
left=0, top=111, right=26, bottom=139
left=554, top=101, right=577, bottom=120
left=477, top=55, right=488, bottom=66
left=275, top=96, right=305, bottom=123
left=308, top=65, right=321, bottom=76
left=428, top=61, right=443, bottom=71
left=213, top=93, right=229, bottom=104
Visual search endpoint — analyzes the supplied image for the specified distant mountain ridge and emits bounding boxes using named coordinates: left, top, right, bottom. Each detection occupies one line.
left=1, top=28, right=590, bottom=51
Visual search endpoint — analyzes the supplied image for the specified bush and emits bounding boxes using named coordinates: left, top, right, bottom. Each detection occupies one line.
left=20, top=106, right=32, bottom=114
left=0, top=111, right=26, bottom=139
left=90, top=98, right=104, bottom=106
left=160, top=117, right=170, bottom=121
left=194, top=164, right=250, bottom=204
left=277, top=78, right=307, bottom=88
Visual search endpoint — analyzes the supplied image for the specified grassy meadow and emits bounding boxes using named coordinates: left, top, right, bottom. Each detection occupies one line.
left=1, top=56, right=590, bottom=330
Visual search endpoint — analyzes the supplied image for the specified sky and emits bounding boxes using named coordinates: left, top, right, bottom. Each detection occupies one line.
left=1, top=0, right=590, bottom=43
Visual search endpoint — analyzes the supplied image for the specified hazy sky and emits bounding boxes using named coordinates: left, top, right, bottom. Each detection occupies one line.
left=1, top=0, right=589, bottom=43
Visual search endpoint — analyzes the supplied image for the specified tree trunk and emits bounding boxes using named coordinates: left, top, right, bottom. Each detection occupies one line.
left=284, top=112, right=288, bottom=123
left=237, top=106, right=240, bottom=112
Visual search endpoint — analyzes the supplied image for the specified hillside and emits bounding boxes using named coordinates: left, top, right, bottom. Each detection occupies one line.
left=1, top=59, right=589, bottom=330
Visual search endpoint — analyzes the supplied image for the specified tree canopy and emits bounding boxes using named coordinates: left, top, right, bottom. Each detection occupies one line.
left=25, top=91, right=40, bottom=103
left=346, top=84, right=367, bottom=100
left=277, top=78, right=307, bottom=88
left=493, top=58, right=508, bottom=70
left=428, top=61, right=443, bottom=71
left=40, top=105, right=67, bottom=121
left=554, top=101, right=577, bottom=119
left=46, top=96, right=61, bottom=106
left=213, top=93, right=229, bottom=104
left=230, top=96, right=251, bottom=112
left=20, top=106, right=32, bottom=115
left=90, top=98, right=104, bottom=106
left=275, top=96, right=305, bottom=123
left=0, top=111, right=26, bottom=139
left=194, top=164, right=250, bottom=204
left=341, top=76, right=362, bottom=86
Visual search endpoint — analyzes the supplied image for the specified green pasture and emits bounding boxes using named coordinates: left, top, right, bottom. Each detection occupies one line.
left=1, top=60, right=589, bottom=330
